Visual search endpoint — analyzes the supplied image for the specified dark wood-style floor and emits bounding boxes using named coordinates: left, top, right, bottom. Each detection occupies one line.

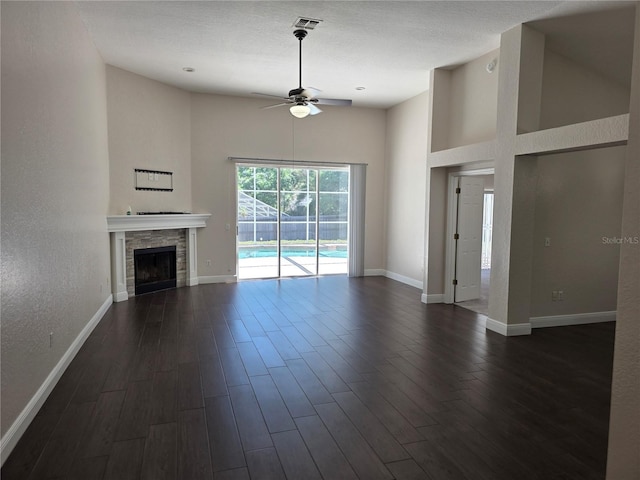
left=2, top=276, right=615, bottom=480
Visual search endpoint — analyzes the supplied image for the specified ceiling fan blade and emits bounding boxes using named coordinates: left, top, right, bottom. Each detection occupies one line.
left=261, top=102, right=291, bottom=110
left=252, top=92, right=289, bottom=100
left=314, top=98, right=352, bottom=106
left=308, top=104, right=322, bottom=115
left=302, top=87, right=321, bottom=99
left=258, top=31, right=349, bottom=117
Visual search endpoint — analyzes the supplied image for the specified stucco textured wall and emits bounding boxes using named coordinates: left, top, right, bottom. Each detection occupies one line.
left=606, top=5, right=640, bottom=478
left=1, top=2, right=111, bottom=438
left=385, top=92, right=429, bottom=286
left=531, top=147, right=626, bottom=317
left=106, top=66, right=192, bottom=215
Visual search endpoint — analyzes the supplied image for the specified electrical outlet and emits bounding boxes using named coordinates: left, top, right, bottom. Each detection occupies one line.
left=552, top=290, right=558, bottom=301
left=544, top=237, right=551, bottom=247
left=557, top=290, right=564, bottom=301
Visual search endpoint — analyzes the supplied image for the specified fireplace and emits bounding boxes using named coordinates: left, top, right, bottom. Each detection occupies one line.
left=107, top=213, right=210, bottom=302
left=134, top=246, right=177, bottom=295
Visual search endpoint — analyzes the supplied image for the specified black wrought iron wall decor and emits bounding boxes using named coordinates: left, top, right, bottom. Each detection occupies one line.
left=135, top=168, right=173, bottom=191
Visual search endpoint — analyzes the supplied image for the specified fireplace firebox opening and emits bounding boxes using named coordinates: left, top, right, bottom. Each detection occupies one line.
left=134, top=246, right=177, bottom=295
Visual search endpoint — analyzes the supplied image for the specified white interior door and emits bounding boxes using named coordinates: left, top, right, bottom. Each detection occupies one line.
left=455, top=176, right=484, bottom=302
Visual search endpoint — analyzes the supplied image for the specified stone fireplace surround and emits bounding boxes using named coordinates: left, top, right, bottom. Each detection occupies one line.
left=127, top=230, right=184, bottom=297
left=107, top=214, right=210, bottom=302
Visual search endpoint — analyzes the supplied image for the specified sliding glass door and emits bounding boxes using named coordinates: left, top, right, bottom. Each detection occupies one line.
left=318, top=170, right=349, bottom=275
left=279, top=168, right=318, bottom=277
left=237, top=166, right=279, bottom=279
left=237, top=164, right=349, bottom=280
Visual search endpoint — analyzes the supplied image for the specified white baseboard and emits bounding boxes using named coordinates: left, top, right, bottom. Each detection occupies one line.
left=199, top=275, right=237, bottom=284
left=421, top=293, right=444, bottom=304
left=485, top=317, right=532, bottom=336
left=384, top=271, right=423, bottom=290
left=484, top=311, right=615, bottom=337
left=530, top=311, right=616, bottom=329
left=364, top=269, right=386, bottom=277
left=0, top=295, right=113, bottom=465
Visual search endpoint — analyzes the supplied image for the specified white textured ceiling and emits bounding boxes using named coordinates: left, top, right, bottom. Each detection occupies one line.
left=74, top=1, right=636, bottom=108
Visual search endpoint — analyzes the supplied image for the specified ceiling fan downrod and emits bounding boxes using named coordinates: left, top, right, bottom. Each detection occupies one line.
left=253, top=27, right=350, bottom=118
left=294, top=29, right=307, bottom=92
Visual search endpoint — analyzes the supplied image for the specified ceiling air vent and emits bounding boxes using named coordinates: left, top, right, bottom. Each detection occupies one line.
left=293, top=17, right=322, bottom=30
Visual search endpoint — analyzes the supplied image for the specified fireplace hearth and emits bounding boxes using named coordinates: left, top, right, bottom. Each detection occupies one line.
left=134, top=246, right=177, bottom=295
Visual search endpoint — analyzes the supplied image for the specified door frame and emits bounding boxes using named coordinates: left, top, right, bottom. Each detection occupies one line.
left=444, top=168, right=494, bottom=304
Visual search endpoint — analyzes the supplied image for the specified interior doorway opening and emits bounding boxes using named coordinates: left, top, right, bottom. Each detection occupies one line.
left=236, top=164, right=349, bottom=280
left=445, top=170, right=493, bottom=315
left=455, top=190, right=493, bottom=315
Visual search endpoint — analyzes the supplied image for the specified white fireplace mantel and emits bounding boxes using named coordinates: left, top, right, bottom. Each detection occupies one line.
left=107, top=213, right=210, bottom=232
left=107, top=214, right=211, bottom=302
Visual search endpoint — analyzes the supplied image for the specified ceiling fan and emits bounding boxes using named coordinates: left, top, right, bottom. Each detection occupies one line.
left=253, top=29, right=352, bottom=118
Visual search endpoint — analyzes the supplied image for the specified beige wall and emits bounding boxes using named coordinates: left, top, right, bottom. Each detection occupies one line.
left=426, top=168, right=448, bottom=296
left=540, top=49, right=630, bottom=130
left=190, top=94, right=388, bottom=278
left=1, top=1, right=111, bottom=438
left=607, top=5, right=640, bottom=478
left=429, top=69, right=452, bottom=153
left=531, top=147, right=626, bottom=317
left=447, top=49, right=499, bottom=149
left=106, top=66, right=192, bottom=215
left=384, top=92, right=428, bottom=285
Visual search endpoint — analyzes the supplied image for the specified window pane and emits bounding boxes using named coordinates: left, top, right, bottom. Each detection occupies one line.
left=280, top=168, right=308, bottom=191
left=238, top=166, right=255, bottom=191
left=256, top=192, right=277, bottom=209
left=318, top=171, right=348, bottom=276
left=238, top=191, right=255, bottom=220
left=319, top=193, right=348, bottom=220
left=280, top=192, right=316, bottom=217
left=319, top=170, right=349, bottom=192
left=255, top=167, right=277, bottom=191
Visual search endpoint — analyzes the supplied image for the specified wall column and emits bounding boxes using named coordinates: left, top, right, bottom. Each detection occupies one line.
left=186, top=227, right=199, bottom=286
left=606, top=4, right=640, bottom=478
left=486, top=25, right=545, bottom=335
left=110, top=232, right=128, bottom=302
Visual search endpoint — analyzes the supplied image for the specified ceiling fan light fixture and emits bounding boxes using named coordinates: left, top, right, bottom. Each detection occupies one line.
left=254, top=28, right=351, bottom=116
left=290, top=104, right=311, bottom=118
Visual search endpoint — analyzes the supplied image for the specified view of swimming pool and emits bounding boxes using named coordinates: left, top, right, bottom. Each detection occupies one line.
left=239, top=248, right=348, bottom=259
